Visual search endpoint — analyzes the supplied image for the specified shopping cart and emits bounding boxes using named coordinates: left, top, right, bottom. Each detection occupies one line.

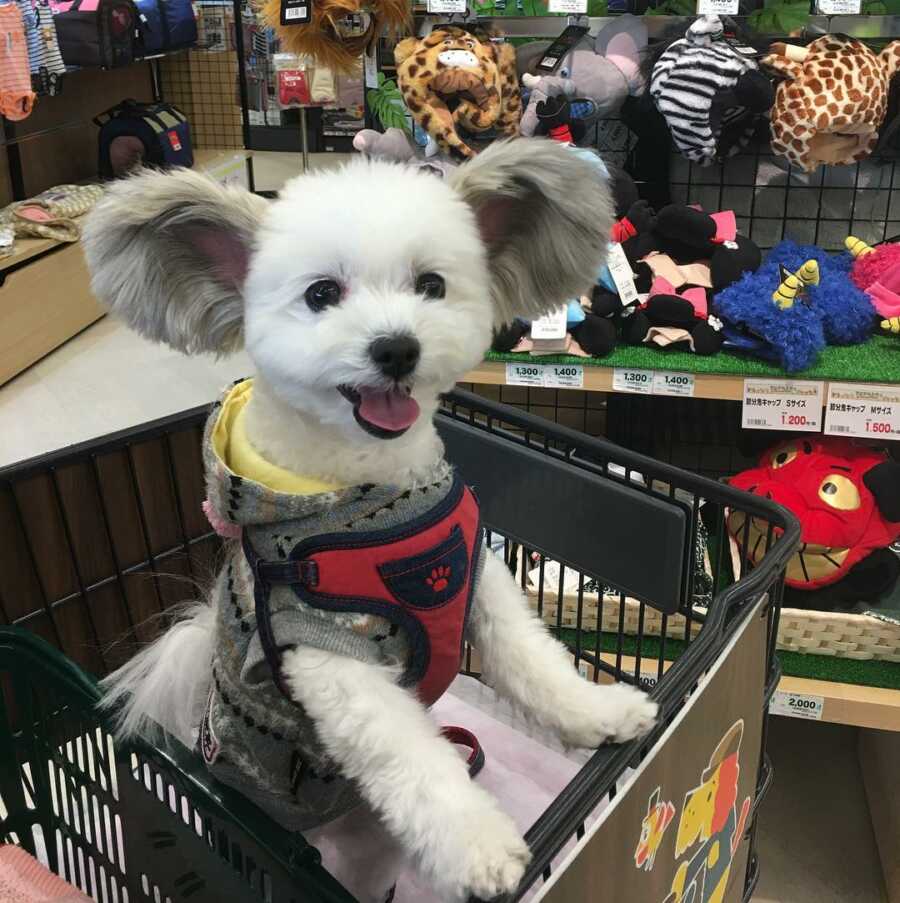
left=0, top=388, right=799, bottom=903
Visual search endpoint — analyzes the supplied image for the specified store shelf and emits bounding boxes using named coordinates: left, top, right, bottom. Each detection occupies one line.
left=561, top=649, right=900, bottom=730
left=778, top=675, right=900, bottom=732
left=465, top=359, right=747, bottom=400
left=466, top=338, right=900, bottom=401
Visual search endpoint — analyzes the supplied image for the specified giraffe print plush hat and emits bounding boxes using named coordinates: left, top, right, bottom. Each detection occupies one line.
left=763, top=35, right=900, bottom=172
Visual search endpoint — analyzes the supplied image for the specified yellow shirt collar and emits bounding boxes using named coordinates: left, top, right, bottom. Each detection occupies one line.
left=212, top=380, right=343, bottom=495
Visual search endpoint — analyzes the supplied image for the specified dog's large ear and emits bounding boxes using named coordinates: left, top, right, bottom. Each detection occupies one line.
left=82, top=168, right=268, bottom=355
left=448, top=138, right=613, bottom=325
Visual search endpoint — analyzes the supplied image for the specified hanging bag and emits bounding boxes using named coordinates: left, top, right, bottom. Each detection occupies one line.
left=95, top=99, right=193, bottom=178
left=134, top=0, right=197, bottom=56
left=50, top=0, right=137, bottom=68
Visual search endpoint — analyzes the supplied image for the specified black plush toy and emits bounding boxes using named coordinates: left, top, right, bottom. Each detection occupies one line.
left=533, top=95, right=587, bottom=145
left=621, top=205, right=761, bottom=293
left=607, top=204, right=761, bottom=355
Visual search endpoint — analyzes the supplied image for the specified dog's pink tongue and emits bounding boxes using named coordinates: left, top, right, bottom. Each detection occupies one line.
left=357, top=387, right=420, bottom=431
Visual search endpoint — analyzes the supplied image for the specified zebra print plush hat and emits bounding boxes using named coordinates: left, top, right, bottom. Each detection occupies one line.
left=649, top=16, right=773, bottom=166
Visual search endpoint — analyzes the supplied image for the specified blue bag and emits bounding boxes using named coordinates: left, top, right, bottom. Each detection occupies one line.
left=135, top=0, right=196, bottom=55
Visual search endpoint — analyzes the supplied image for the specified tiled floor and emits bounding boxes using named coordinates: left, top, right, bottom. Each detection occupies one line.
left=754, top=718, right=886, bottom=903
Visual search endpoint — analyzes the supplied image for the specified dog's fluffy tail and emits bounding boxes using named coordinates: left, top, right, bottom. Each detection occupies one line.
left=99, top=603, right=215, bottom=748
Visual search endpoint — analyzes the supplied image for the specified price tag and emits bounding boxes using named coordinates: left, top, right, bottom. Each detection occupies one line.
left=824, top=382, right=900, bottom=439
left=426, top=0, right=466, bottom=10
left=606, top=243, right=639, bottom=307
left=364, top=43, right=378, bottom=89
left=613, top=368, right=654, bottom=394
left=577, top=661, right=660, bottom=689
left=530, top=306, right=568, bottom=341
left=504, top=362, right=584, bottom=389
left=279, top=0, right=310, bottom=25
left=816, top=0, right=860, bottom=12
left=769, top=690, right=824, bottom=721
left=506, top=362, right=544, bottom=387
left=696, top=0, right=739, bottom=12
left=544, top=364, right=583, bottom=389
left=741, top=379, right=824, bottom=432
left=548, top=0, right=587, bottom=12
left=653, top=371, right=695, bottom=398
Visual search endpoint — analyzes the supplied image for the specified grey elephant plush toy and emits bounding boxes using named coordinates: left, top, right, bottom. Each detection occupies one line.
left=518, top=15, right=647, bottom=138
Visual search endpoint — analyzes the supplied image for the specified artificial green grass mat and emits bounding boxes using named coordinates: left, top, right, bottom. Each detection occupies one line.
left=557, top=627, right=900, bottom=691
left=486, top=335, right=900, bottom=383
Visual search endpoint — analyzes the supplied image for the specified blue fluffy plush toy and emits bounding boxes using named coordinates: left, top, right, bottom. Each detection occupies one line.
left=715, top=240, right=875, bottom=372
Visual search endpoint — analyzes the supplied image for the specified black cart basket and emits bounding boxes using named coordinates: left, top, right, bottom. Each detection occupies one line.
left=0, top=389, right=798, bottom=903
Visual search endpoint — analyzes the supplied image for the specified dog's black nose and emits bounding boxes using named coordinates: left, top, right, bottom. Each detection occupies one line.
left=370, top=335, right=421, bottom=379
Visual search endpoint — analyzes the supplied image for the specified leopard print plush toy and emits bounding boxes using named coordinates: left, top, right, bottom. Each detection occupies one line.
left=764, top=35, right=900, bottom=172
left=395, top=26, right=520, bottom=160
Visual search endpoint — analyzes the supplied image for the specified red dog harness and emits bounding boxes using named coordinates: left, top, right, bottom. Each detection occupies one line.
left=244, top=476, right=482, bottom=706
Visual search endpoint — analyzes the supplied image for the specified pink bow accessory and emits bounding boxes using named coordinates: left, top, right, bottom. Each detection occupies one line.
left=709, top=210, right=737, bottom=244
left=648, top=276, right=709, bottom=318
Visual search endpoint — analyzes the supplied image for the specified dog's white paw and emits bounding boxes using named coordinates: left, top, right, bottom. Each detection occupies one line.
left=431, top=803, right=530, bottom=901
left=557, top=681, right=658, bottom=748
left=458, top=808, right=531, bottom=901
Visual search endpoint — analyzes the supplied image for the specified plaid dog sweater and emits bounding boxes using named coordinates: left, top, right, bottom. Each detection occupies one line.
left=198, top=380, right=485, bottom=829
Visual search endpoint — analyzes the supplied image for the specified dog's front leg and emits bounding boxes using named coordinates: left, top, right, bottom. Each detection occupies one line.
left=282, top=645, right=531, bottom=902
left=469, top=552, right=658, bottom=747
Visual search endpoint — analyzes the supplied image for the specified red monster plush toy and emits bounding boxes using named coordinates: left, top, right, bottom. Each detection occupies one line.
left=728, top=437, right=900, bottom=611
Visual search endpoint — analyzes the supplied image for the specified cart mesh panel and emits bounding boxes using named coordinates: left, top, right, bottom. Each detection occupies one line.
left=0, top=632, right=351, bottom=902
left=0, top=413, right=216, bottom=677
left=0, top=391, right=796, bottom=902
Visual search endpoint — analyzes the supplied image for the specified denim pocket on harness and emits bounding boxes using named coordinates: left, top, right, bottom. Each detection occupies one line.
left=378, top=524, right=469, bottom=608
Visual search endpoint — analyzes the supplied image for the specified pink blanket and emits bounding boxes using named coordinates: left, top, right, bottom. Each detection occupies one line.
left=309, top=675, right=621, bottom=902
left=0, top=846, right=90, bottom=903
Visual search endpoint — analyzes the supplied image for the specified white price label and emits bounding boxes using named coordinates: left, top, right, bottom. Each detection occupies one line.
left=824, top=382, right=900, bottom=439
left=548, top=0, right=587, bottom=11
left=364, top=44, right=378, bottom=89
left=606, top=243, right=639, bottom=307
left=283, top=6, right=306, bottom=18
left=505, top=363, right=583, bottom=389
left=697, top=0, right=739, bottom=12
left=530, top=306, right=568, bottom=341
left=741, top=379, right=824, bottom=432
left=613, top=368, right=654, bottom=394
left=653, top=371, right=695, bottom=398
left=544, top=364, right=583, bottom=389
left=769, top=690, right=824, bottom=721
left=816, top=0, right=860, bottom=12
left=506, top=362, right=544, bottom=387
left=426, top=0, right=466, bottom=10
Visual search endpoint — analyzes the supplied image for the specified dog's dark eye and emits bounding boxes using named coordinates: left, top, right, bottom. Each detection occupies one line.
left=415, top=273, right=445, bottom=299
left=305, top=279, right=342, bottom=312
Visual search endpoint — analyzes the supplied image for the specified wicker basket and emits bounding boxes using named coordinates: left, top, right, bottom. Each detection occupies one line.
left=527, top=589, right=900, bottom=663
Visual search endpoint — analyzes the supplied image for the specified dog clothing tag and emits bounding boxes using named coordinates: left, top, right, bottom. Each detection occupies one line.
left=280, top=0, right=310, bottom=25
left=530, top=305, right=568, bottom=340
left=607, top=243, right=639, bottom=307
left=535, top=24, right=588, bottom=74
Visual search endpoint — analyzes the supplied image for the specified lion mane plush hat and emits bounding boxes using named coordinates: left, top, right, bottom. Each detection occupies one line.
left=395, top=26, right=520, bottom=160
left=259, top=0, right=409, bottom=74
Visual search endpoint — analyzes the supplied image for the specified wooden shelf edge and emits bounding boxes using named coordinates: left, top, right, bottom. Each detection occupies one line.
left=777, top=674, right=900, bottom=732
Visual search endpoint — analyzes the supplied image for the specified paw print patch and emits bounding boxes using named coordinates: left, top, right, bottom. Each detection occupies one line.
left=426, top=565, right=451, bottom=593
left=379, top=525, right=469, bottom=608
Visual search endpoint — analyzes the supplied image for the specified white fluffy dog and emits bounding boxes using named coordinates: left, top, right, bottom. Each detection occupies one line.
left=83, top=139, right=657, bottom=903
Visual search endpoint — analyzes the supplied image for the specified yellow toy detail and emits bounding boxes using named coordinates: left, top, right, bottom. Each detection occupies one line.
left=845, top=236, right=875, bottom=258
left=882, top=316, right=900, bottom=334
left=772, top=259, right=819, bottom=310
